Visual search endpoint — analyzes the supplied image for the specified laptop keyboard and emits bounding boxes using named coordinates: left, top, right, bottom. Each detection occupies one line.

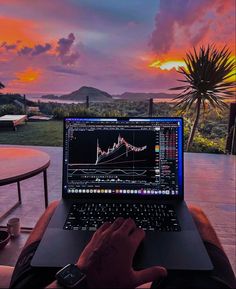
left=64, top=203, right=181, bottom=232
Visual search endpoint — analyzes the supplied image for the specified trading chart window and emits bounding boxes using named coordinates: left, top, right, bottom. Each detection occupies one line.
left=63, top=118, right=182, bottom=196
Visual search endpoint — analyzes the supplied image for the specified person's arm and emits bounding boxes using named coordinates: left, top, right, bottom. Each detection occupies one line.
left=45, top=217, right=167, bottom=288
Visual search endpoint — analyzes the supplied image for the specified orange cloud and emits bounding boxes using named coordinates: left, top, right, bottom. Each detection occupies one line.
left=15, top=68, right=41, bottom=83
left=0, top=17, right=43, bottom=46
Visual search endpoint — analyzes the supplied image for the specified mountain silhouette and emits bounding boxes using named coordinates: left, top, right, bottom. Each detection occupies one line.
left=60, top=86, right=112, bottom=101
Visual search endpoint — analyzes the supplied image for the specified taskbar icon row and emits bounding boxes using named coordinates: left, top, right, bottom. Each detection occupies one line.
left=67, top=188, right=178, bottom=195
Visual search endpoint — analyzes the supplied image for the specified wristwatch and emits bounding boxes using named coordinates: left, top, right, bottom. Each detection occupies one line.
left=56, top=264, right=87, bottom=288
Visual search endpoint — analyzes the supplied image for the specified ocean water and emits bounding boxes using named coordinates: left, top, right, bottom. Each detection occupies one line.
left=26, top=93, right=84, bottom=104
left=26, top=93, right=174, bottom=104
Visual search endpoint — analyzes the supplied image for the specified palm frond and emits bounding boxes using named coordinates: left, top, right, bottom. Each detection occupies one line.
left=170, top=44, right=235, bottom=111
left=169, top=85, right=189, bottom=91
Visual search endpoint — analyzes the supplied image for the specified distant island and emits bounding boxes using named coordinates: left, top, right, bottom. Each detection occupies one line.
left=41, top=86, right=113, bottom=102
left=41, top=86, right=177, bottom=102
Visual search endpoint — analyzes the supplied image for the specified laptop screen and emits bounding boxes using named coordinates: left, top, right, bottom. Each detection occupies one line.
left=63, top=118, right=183, bottom=197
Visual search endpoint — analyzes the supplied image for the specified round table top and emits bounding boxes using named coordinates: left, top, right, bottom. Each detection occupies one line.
left=0, top=147, right=50, bottom=185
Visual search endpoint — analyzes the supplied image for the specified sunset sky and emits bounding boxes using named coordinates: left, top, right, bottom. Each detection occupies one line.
left=0, top=0, right=235, bottom=96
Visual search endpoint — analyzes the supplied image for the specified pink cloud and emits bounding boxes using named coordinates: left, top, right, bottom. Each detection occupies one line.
left=57, top=33, right=75, bottom=55
left=18, top=43, right=52, bottom=56
left=32, top=43, right=52, bottom=55
left=149, top=0, right=234, bottom=55
left=0, top=42, right=17, bottom=50
left=56, top=33, right=80, bottom=65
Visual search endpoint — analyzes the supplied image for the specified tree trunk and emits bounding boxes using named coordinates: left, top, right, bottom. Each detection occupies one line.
left=186, top=98, right=201, bottom=151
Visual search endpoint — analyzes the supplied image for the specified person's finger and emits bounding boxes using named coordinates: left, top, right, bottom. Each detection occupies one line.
left=129, top=228, right=145, bottom=249
left=96, top=222, right=111, bottom=234
left=91, top=222, right=111, bottom=244
left=118, top=218, right=136, bottom=235
left=106, top=217, right=125, bottom=233
left=133, top=266, right=167, bottom=288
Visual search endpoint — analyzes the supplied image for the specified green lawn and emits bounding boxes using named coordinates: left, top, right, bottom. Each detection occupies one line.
left=0, top=121, right=63, bottom=146
left=0, top=119, right=227, bottom=153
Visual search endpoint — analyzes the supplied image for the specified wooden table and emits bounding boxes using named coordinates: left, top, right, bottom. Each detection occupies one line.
left=0, top=148, right=50, bottom=222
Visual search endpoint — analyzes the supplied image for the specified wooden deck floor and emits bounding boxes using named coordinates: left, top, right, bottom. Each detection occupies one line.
left=0, top=145, right=235, bottom=274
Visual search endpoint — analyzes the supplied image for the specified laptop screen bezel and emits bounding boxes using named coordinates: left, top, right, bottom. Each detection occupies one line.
left=62, top=117, right=184, bottom=201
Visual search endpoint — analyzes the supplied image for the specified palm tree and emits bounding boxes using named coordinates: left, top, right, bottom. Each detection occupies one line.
left=0, top=82, right=4, bottom=89
left=170, top=45, right=235, bottom=151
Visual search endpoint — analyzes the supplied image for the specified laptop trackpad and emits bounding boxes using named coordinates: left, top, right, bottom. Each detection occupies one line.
left=32, top=229, right=212, bottom=271
left=134, top=231, right=213, bottom=271
left=31, top=228, right=93, bottom=268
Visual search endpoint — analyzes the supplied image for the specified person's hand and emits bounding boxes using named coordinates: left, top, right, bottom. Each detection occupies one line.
left=77, top=217, right=167, bottom=288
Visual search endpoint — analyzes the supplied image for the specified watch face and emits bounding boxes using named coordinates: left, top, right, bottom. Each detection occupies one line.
left=57, top=264, right=85, bottom=287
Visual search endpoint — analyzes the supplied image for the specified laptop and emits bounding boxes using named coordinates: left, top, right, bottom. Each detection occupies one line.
left=32, top=117, right=213, bottom=271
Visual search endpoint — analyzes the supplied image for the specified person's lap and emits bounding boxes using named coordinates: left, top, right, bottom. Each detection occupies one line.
left=150, top=206, right=236, bottom=289
left=151, top=241, right=235, bottom=289
left=10, top=201, right=59, bottom=289
left=10, top=202, right=236, bottom=289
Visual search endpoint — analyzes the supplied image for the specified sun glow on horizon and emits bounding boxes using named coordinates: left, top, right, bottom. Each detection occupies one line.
left=16, top=68, right=41, bottom=83
left=149, top=60, right=187, bottom=71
